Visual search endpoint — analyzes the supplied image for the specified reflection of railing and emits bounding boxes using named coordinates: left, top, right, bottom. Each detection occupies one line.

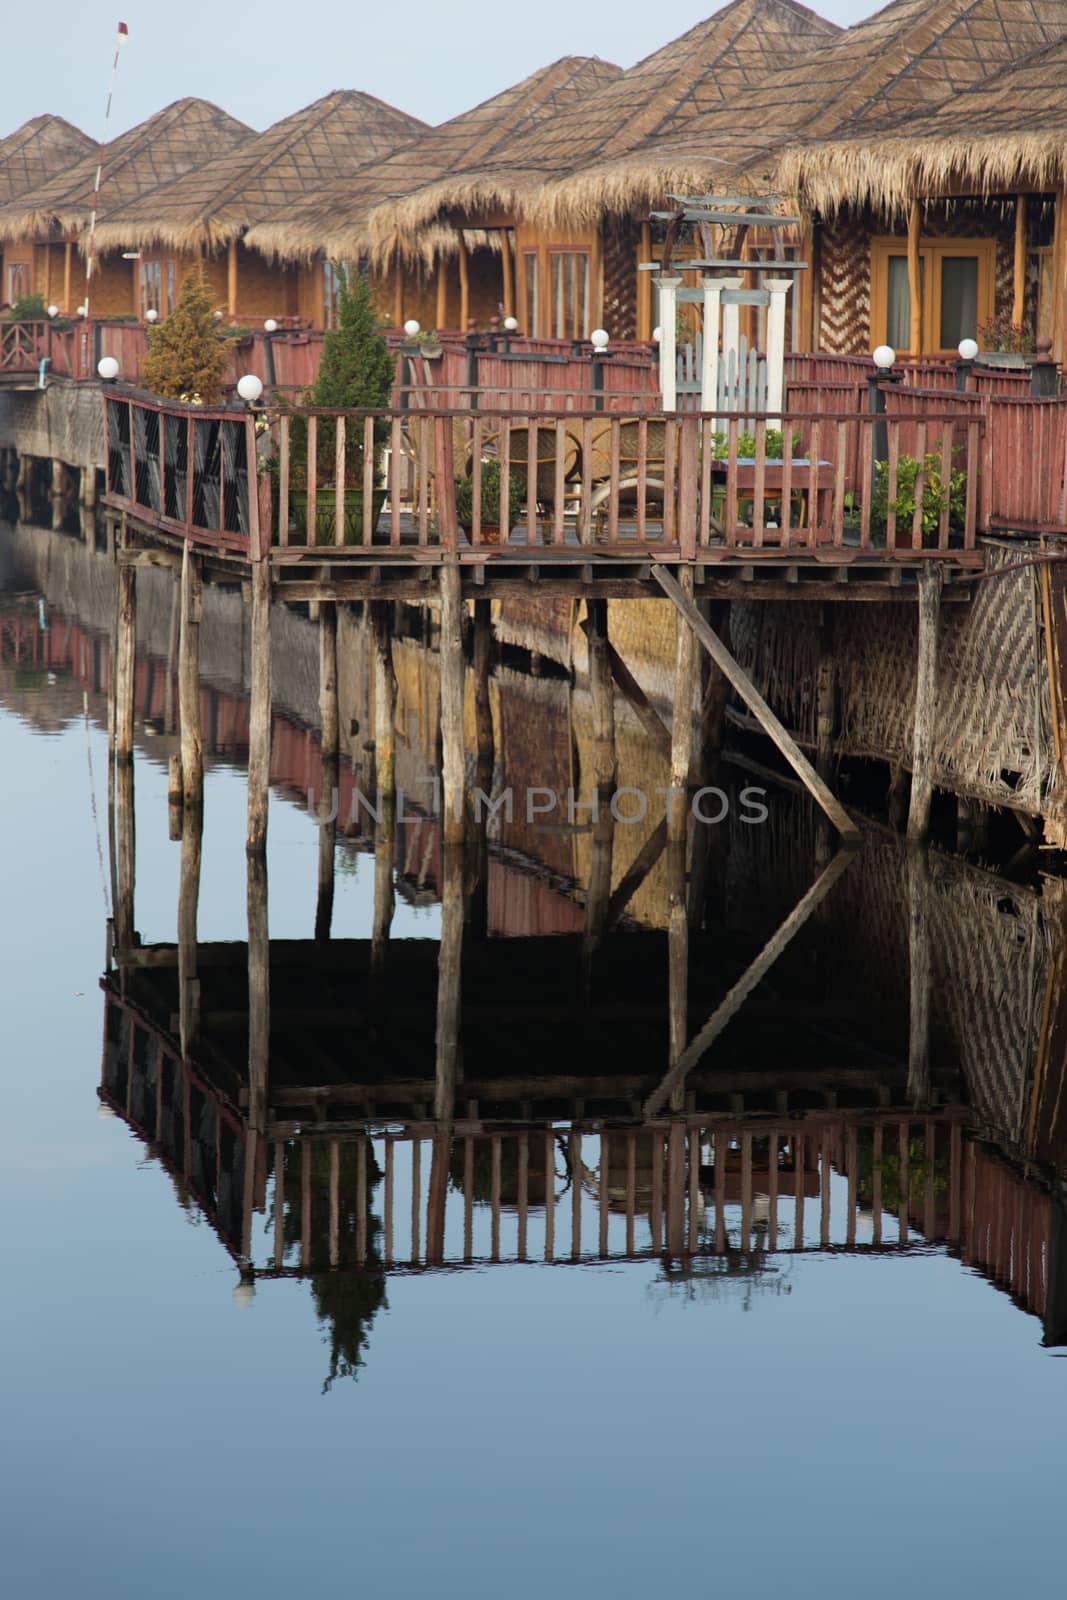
left=104, top=391, right=984, bottom=559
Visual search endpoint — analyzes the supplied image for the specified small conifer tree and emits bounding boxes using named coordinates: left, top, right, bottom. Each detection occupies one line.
left=141, top=274, right=233, bottom=402
left=294, top=266, right=394, bottom=482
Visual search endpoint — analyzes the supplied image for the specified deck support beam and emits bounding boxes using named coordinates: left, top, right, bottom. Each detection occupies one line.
left=907, top=847, right=931, bottom=1108
left=246, top=555, right=272, bottom=854
left=440, top=560, right=466, bottom=848
left=668, top=569, right=695, bottom=1105
left=470, top=598, right=494, bottom=938
left=907, top=564, right=942, bottom=844
left=178, top=542, right=202, bottom=811
left=371, top=600, right=396, bottom=980
left=581, top=599, right=617, bottom=974
left=315, top=602, right=339, bottom=941
left=115, top=560, right=136, bottom=766
left=651, top=565, right=859, bottom=843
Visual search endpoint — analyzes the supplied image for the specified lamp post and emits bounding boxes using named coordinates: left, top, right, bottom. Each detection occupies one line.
left=868, top=344, right=898, bottom=467
left=955, top=336, right=978, bottom=393
left=502, top=314, right=518, bottom=355
left=590, top=327, right=609, bottom=412
left=261, top=319, right=278, bottom=389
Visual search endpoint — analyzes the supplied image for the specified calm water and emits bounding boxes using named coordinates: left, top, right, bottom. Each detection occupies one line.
left=2, top=517, right=1065, bottom=1597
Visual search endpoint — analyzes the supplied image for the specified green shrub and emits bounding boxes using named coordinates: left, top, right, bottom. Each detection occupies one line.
left=290, top=266, right=394, bottom=486
left=140, top=275, right=233, bottom=402
left=708, top=428, right=803, bottom=460
left=870, top=445, right=967, bottom=544
left=5, top=292, right=48, bottom=322
left=455, top=457, right=521, bottom=529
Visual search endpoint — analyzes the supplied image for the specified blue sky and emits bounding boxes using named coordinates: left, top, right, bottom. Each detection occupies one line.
left=5, top=1, right=882, bottom=139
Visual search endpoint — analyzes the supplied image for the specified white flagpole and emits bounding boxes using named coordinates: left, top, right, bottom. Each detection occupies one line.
left=83, top=21, right=128, bottom=321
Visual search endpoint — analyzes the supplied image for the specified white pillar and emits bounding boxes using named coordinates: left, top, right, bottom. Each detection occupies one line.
left=763, top=277, right=793, bottom=426
left=700, top=277, right=724, bottom=416
left=656, top=275, right=682, bottom=412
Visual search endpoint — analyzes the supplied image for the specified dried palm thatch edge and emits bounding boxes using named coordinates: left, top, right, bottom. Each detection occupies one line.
left=778, top=136, right=1067, bottom=217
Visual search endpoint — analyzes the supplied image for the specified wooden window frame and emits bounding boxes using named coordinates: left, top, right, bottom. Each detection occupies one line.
left=6, top=260, right=32, bottom=301
left=870, top=235, right=996, bottom=355
left=139, top=258, right=175, bottom=318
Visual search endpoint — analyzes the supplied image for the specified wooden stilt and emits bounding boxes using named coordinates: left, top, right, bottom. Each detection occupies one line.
left=178, top=542, right=202, bottom=811
left=470, top=598, right=493, bottom=938
left=177, top=802, right=202, bottom=1056
left=115, top=561, right=136, bottom=766
left=247, top=850, right=270, bottom=1141
left=907, top=564, right=942, bottom=843
left=652, top=565, right=859, bottom=842
left=668, top=570, right=694, bottom=1107
left=315, top=602, right=339, bottom=942
left=581, top=599, right=616, bottom=974
left=815, top=605, right=835, bottom=780
left=435, top=842, right=464, bottom=1123
left=168, top=753, right=183, bottom=841
left=439, top=560, right=465, bottom=848
left=246, top=555, right=272, bottom=853
left=371, top=601, right=396, bottom=980
left=114, top=742, right=136, bottom=955
left=907, top=848, right=931, bottom=1108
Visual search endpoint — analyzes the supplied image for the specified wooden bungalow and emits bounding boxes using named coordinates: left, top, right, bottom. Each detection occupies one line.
left=371, top=0, right=1067, bottom=347
left=362, top=0, right=838, bottom=340
left=0, top=99, right=252, bottom=317
left=244, top=57, right=622, bottom=333
left=90, top=90, right=428, bottom=328
left=0, top=115, right=95, bottom=303
left=778, top=30, right=1067, bottom=362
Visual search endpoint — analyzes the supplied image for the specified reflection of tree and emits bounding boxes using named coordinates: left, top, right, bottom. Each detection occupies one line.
left=652, top=1251, right=793, bottom=1313
left=270, top=1140, right=388, bottom=1393
left=854, top=1126, right=950, bottom=1221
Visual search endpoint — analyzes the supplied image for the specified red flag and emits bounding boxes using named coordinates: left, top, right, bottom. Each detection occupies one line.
left=118, top=20, right=128, bottom=34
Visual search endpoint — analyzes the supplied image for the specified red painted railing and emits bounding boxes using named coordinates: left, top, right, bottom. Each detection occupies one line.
left=0, top=319, right=51, bottom=374
left=103, top=390, right=983, bottom=561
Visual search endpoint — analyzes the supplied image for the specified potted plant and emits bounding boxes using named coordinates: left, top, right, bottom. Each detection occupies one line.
left=976, top=312, right=1036, bottom=368
left=454, top=457, right=521, bottom=545
left=289, top=266, right=394, bottom=544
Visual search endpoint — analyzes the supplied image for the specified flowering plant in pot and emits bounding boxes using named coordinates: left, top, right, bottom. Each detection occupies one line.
left=454, top=457, right=521, bottom=544
left=976, top=312, right=1036, bottom=366
left=289, top=266, right=394, bottom=544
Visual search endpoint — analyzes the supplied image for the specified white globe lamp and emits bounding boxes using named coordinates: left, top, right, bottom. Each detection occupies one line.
left=47, top=304, right=59, bottom=318
left=503, top=315, right=518, bottom=332
left=590, top=328, right=609, bottom=350
left=76, top=304, right=87, bottom=317
left=652, top=326, right=662, bottom=343
left=958, top=338, right=979, bottom=362
left=872, top=345, right=896, bottom=370
left=403, top=318, right=420, bottom=338
left=236, top=373, right=264, bottom=405
left=97, top=356, right=119, bottom=381
left=145, top=308, right=158, bottom=323
left=263, top=318, right=278, bottom=333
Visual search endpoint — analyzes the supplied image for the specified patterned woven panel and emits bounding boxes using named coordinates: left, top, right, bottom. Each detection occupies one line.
left=731, top=555, right=1055, bottom=814
left=819, top=215, right=870, bottom=354
left=602, top=220, right=637, bottom=341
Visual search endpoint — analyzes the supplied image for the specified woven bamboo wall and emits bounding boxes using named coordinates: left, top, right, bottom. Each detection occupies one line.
left=731, top=552, right=1054, bottom=816
left=602, top=219, right=639, bottom=342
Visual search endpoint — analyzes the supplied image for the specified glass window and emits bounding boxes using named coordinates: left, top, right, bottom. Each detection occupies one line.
left=523, top=253, right=538, bottom=337
left=939, top=255, right=979, bottom=349
left=6, top=262, right=31, bottom=301
left=139, top=260, right=174, bottom=318
left=548, top=251, right=589, bottom=340
left=886, top=256, right=911, bottom=350
left=323, top=261, right=346, bottom=329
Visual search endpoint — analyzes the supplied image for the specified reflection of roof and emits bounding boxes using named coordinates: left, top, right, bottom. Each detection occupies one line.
left=0, top=115, right=96, bottom=208
left=0, top=98, right=252, bottom=243
left=247, top=58, right=621, bottom=264
left=92, top=90, right=428, bottom=252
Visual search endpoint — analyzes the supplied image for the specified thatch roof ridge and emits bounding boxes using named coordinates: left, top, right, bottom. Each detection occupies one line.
left=89, top=89, right=428, bottom=252
left=0, top=114, right=97, bottom=207
left=0, top=98, right=253, bottom=242
left=780, top=28, right=1067, bottom=213
left=365, top=0, right=837, bottom=256
left=531, top=0, right=1067, bottom=226
left=245, top=56, right=621, bottom=263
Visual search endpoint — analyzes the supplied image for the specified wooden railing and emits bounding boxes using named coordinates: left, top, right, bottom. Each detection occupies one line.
left=0, top=319, right=50, bottom=374
left=104, top=390, right=984, bottom=560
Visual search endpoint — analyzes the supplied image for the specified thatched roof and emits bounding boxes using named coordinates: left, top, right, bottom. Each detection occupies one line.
left=366, top=0, right=838, bottom=251
left=535, top=0, right=1067, bottom=227
left=780, top=24, right=1067, bottom=215
left=246, top=57, right=620, bottom=265
left=92, top=90, right=428, bottom=253
left=0, top=115, right=96, bottom=207
left=0, top=99, right=252, bottom=243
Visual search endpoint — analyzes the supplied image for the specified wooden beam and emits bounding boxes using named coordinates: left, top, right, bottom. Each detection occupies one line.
left=606, top=818, right=667, bottom=930
left=227, top=238, right=238, bottom=318
left=1053, top=186, right=1067, bottom=365
left=115, top=561, right=136, bottom=765
left=651, top=565, right=860, bottom=842
left=907, top=847, right=931, bottom=1108
left=246, top=555, right=272, bottom=853
left=440, top=559, right=465, bottom=846
left=906, top=563, right=941, bottom=842
left=907, top=200, right=923, bottom=355
left=315, top=603, right=338, bottom=942
left=500, top=228, right=514, bottom=319
left=606, top=639, right=671, bottom=755
left=392, top=268, right=403, bottom=329
left=63, top=240, right=72, bottom=315
left=637, top=222, right=653, bottom=342
left=435, top=843, right=463, bottom=1123
left=458, top=235, right=470, bottom=331
left=1013, top=193, right=1027, bottom=330
left=178, top=542, right=202, bottom=810
left=644, top=849, right=854, bottom=1116
left=436, top=259, right=448, bottom=330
